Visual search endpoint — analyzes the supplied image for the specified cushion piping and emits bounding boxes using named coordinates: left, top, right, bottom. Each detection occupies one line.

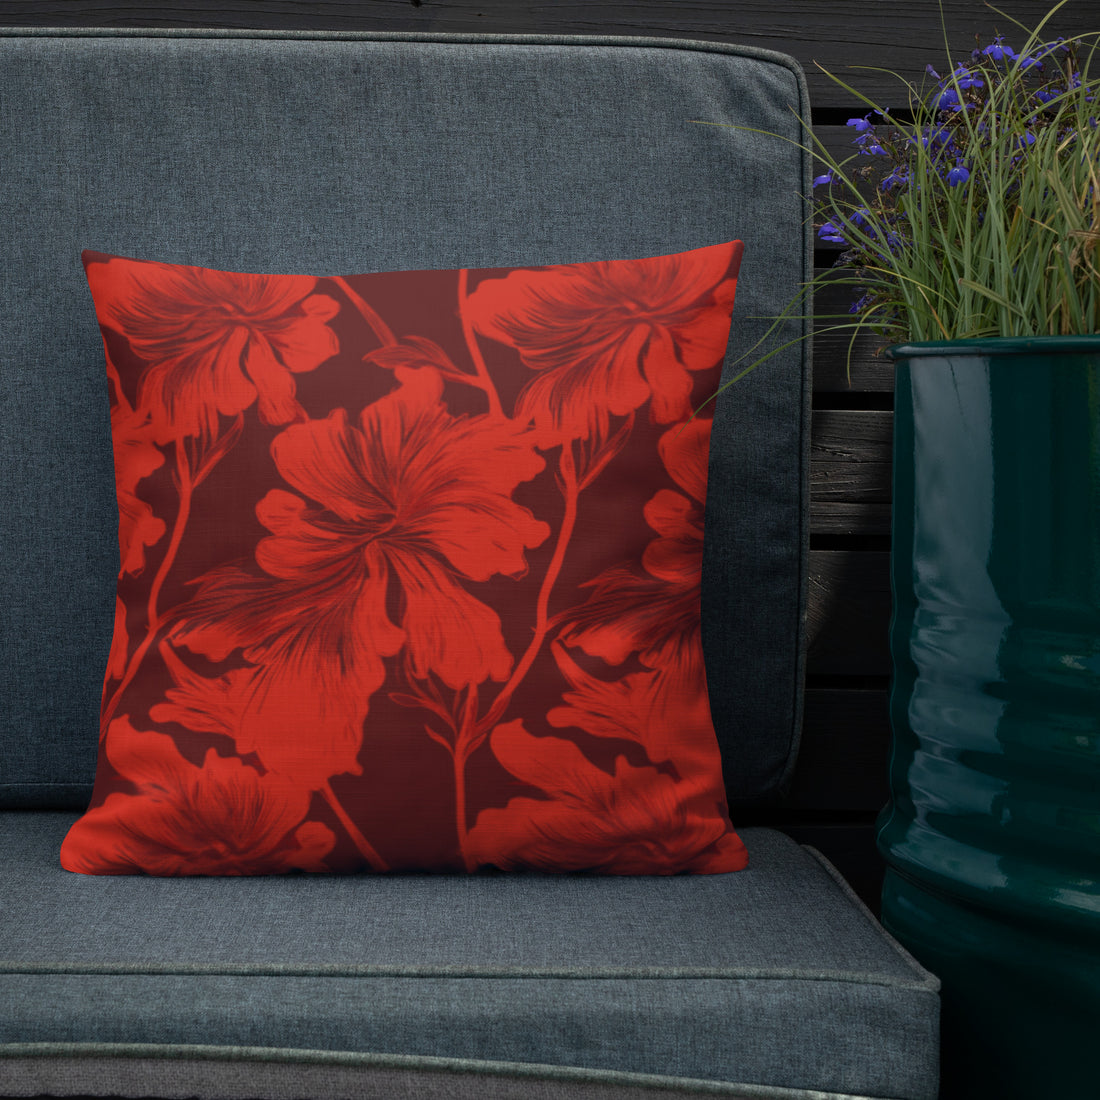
left=0, top=1042, right=902, bottom=1100
left=0, top=960, right=935, bottom=991
left=804, top=847, right=940, bottom=994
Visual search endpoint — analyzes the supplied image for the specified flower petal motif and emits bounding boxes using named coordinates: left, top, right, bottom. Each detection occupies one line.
left=111, top=403, right=166, bottom=576
left=60, top=718, right=334, bottom=875
left=170, top=368, right=550, bottom=782
left=83, top=253, right=340, bottom=442
left=546, top=641, right=738, bottom=858
left=465, top=721, right=746, bottom=874
left=150, top=642, right=371, bottom=789
left=464, top=243, right=742, bottom=441
left=168, top=546, right=402, bottom=786
left=547, top=642, right=723, bottom=784
left=557, top=417, right=711, bottom=673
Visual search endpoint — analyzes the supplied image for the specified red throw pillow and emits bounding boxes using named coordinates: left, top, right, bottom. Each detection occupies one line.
left=62, top=242, right=749, bottom=876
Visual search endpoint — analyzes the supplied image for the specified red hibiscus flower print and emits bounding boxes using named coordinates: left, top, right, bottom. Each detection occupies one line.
left=171, top=368, right=550, bottom=779
left=112, top=403, right=166, bottom=576
left=148, top=642, right=366, bottom=791
left=558, top=416, right=711, bottom=676
left=465, top=720, right=746, bottom=874
left=83, top=252, right=340, bottom=442
left=547, top=641, right=725, bottom=788
left=464, top=242, right=742, bottom=442
left=60, top=719, right=335, bottom=875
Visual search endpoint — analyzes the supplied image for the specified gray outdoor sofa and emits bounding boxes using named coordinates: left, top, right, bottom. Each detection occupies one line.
left=0, top=28, right=940, bottom=1100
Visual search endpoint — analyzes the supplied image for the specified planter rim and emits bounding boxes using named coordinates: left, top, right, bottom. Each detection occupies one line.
left=887, top=335, right=1100, bottom=360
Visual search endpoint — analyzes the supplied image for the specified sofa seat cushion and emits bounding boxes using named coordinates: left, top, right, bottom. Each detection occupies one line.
left=1, top=31, right=811, bottom=815
left=0, top=814, right=939, bottom=1099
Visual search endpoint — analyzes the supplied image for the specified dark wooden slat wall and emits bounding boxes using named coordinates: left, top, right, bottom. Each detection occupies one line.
left=3, top=0, right=1071, bottom=908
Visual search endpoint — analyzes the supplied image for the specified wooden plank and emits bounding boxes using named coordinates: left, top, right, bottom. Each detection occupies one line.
left=0, top=1, right=1078, bottom=106
left=813, top=329, right=896, bottom=394
left=806, top=549, right=891, bottom=676
left=812, top=267, right=896, bottom=394
left=787, top=688, right=890, bottom=811
left=810, top=409, right=892, bottom=535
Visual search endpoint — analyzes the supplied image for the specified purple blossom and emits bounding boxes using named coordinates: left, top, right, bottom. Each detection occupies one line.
left=818, top=221, right=847, bottom=244
left=1033, top=38, right=1069, bottom=59
left=982, top=37, right=1018, bottom=62
left=952, top=63, right=984, bottom=90
left=921, top=125, right=953, bottom=151
left=813, top=170, right=837, bottom=188
left=881, top=166, right=909, bottom=191
left=931, top=86, right=962, bottom=110
left=847, top=116, right=874, bottom=133
left=946, top=162, right=970, bottom=186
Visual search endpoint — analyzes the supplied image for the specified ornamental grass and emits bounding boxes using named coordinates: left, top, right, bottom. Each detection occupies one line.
left=712, top=1, right=1100, bottom=383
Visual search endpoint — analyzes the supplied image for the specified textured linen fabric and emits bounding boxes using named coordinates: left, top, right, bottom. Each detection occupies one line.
left=0, top=815, right=940, bottom=1100
left=0, top=1048, right=897, bottom=1100
left=0, top=29, right=811, bottom=810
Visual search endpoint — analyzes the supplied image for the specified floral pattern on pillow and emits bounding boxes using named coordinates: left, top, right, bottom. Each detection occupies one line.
left=63, top=241, right=748, bottom=876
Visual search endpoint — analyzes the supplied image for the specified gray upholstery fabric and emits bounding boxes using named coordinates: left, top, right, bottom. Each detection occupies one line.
left=0, top=1049, right=904, bottom=1100
left=0, top=816, right=940, bottom=1100
left=0, top=29, right=811, bottom=809
left=0, top=1047, right=896, bottom=1100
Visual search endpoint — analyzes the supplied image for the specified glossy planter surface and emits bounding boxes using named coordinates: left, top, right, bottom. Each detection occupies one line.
left=879, top=337, right=1100, bottom=1099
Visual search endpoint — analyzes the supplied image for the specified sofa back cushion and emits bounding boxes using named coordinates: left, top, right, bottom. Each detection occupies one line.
left=0, top=29, right=811, bottom=811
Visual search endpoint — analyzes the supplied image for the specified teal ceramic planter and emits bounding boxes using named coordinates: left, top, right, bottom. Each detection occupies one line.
left=879, top=337, right=1100, bottom=1099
